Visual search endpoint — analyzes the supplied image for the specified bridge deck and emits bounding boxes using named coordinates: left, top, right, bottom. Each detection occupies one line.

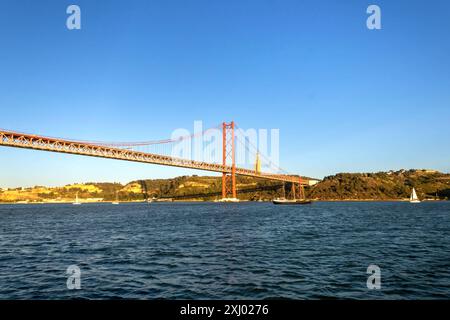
left=0, top=129, right=308, bottom=185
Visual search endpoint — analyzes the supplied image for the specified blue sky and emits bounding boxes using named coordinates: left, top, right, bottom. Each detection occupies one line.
left=1, top=0, right=449, bottom=187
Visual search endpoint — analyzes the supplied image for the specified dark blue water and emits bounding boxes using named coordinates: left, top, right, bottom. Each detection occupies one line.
left=0, top=201, right=449, bottom=299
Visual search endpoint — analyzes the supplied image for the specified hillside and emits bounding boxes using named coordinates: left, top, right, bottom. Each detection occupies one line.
left=308, top=169, right=450, bottom=200
left=0, top=176, right=282, bottom=203
left=1, top=169, right=449, bottom=203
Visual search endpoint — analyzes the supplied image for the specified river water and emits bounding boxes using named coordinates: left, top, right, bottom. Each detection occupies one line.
left=0, top=201, right=449, bottom=299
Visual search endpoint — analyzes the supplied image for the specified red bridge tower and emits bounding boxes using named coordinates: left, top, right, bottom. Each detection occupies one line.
left=222, top=121, right=236, bottom=199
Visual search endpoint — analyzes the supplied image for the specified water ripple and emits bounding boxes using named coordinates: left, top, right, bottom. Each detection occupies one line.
left=0, top=201, right=450, bottom=299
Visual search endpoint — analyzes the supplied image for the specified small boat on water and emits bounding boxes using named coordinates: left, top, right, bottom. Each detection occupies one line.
left=273, top=199, right=312, bottom=205
left=72, top=192, right=81, bottom=205
left=273, top=181, right=312, bottom=205
left=112, top=191, right=119, bottom=204
left=410, top=187, right=421, bottom=203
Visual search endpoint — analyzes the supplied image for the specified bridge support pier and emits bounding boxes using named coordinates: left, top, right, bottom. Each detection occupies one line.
left=297, top=177, right=305, bottom=200
left=222, top=121, right=237, bottom=200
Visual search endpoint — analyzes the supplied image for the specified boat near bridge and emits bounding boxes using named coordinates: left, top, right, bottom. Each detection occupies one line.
left=272, top=182, right=312, bottom=205
left=272, top=199, right=312, bottom=205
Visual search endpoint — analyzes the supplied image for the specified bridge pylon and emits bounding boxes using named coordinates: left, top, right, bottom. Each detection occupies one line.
left=222, top=121, right=237, bottom=200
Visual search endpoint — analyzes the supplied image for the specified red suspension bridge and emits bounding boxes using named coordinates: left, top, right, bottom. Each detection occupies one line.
left=0, top=122, right=311, bottom=200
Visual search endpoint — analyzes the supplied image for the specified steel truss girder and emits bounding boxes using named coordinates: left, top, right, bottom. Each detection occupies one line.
left=0, top=130, right=308, bottom=185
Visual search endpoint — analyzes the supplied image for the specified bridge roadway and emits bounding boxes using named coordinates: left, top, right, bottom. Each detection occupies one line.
left=0, top=129, right=309, bottom=185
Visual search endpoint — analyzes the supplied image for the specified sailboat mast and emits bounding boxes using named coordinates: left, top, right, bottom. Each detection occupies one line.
left=299, top=176, right=305, bottom=200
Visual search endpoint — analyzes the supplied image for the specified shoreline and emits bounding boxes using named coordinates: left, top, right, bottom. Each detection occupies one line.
left=0, top=199, right=447, bottom=205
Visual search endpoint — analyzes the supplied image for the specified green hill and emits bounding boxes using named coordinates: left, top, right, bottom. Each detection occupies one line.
left=307, top=169, right=450, bottom=200
left=1, top=169, right=449, bottom=203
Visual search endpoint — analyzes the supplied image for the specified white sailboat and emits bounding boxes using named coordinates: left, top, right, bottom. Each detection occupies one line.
left=410, top=188, right=421, bottom=203
left=112, top=191, right=119, bottom=205
left=73, top=192, right=81, bottom=205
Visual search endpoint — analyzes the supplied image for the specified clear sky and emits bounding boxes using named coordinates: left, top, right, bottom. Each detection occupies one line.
left=1, top=0, right=449, bottom=188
